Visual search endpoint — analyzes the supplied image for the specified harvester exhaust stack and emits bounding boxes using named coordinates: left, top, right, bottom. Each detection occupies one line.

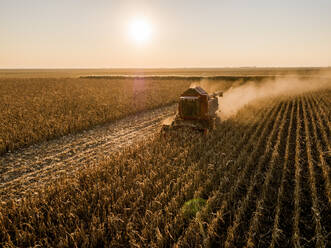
left=162, top=87, right=222, bottom=134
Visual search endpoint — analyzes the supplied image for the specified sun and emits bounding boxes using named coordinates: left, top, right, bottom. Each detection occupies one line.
left=129, top=18, right=152, bottom=44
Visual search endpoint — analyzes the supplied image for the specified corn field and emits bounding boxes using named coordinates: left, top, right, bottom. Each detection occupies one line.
left=0, top=78, right=191, bottom=155
left=0, top=89, right=330, bottom=247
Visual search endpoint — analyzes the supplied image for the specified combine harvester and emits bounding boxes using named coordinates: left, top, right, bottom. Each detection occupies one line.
left=162, top=86, right=223, bottom=134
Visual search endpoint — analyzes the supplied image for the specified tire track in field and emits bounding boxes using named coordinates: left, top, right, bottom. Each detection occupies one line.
left=0, top=104, right=177, bottom=201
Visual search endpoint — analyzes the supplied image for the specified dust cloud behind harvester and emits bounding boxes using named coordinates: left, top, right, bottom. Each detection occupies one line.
left=190, top=76, right=331, bottom=120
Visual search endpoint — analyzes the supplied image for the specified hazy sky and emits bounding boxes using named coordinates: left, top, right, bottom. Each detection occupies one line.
left=1, top=0, right=330, bottom=68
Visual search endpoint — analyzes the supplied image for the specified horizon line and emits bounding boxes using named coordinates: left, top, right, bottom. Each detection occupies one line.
left=0, top=66, right=330, bottom=70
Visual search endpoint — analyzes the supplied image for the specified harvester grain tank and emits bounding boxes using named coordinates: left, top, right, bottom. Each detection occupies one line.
left=162, top=86, right=223, bottom=133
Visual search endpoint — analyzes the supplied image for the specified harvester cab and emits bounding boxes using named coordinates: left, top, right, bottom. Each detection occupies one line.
left=162, top=87, right=223, bottom=134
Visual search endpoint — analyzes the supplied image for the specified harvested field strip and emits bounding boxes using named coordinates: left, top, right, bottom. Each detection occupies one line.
left=0, top=105, right=177, bottom=200
left=0, top=90, right=330, bottom=247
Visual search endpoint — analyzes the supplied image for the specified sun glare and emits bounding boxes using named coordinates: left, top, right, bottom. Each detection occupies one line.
left=129, top=18, right=152, bottom=44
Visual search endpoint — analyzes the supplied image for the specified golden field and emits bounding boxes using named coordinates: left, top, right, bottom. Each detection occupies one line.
left=1, top=88, right=330, bottom=247
left=0, top=77, right=192, bottom=154
left=1, top=67, right=330, bottom=78
left=0, top=69, right=330, bottom=247
left=0, top=73, right=278, bottom=155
